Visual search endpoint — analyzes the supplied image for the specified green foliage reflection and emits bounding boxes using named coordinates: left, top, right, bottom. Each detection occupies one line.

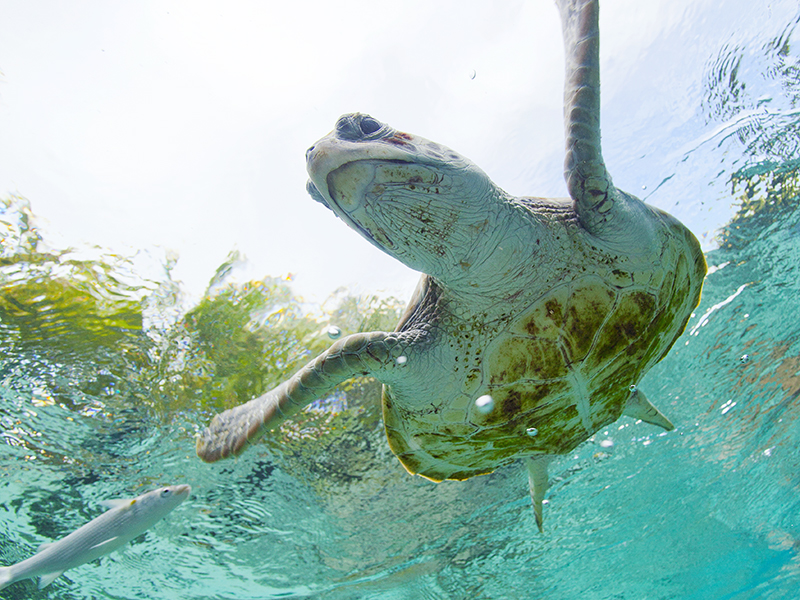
left=158, top=257, right=405, bottom=419
left=0, top=194, right=405, bottom=447
left=719, top=159, right=800, bottom=249
left=0, top=195, right=146, bottom=363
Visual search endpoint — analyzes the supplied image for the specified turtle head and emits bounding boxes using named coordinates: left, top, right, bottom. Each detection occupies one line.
left=306, top=113, right=505, bottom=281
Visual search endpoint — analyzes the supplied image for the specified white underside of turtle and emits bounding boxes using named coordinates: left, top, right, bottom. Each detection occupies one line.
left=196, top=0, right=706, bottom=532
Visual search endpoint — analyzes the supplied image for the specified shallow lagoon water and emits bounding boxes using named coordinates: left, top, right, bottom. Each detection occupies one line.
left=2, top=2, right=800, bottom=599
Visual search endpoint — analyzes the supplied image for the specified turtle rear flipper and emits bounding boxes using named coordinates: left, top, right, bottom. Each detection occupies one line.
left=196, top=332, right=403, bottom=462
left=623, top=388, right=675, bottom=431
left=526, top=456, right=553, bottom=533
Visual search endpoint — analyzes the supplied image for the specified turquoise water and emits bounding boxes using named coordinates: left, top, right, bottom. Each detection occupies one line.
left=3, top=3, right=800, bottom=600
left=6, top=203, right=800, bottom=600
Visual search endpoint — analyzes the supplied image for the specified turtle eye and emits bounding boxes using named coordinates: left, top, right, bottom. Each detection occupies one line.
left=360, top=116, right=382, bottom=136
left=160, top=488, right=172, bottom=497
left=335, top=113, right=385, bottom=141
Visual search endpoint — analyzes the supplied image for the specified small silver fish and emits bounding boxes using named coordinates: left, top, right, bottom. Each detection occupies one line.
left=0, top=484, right=190, bottom=591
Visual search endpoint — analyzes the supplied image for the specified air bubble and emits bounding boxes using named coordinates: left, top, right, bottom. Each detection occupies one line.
left=395, top=356, right=408, bottom=367
left=599, top=439, right=614, bottom=448
left=475, top=395, right=494, bottom=414
left=629, top=384, right=637, bottom=392
left=526, top=427, right=539, bottom=437
left=326, top=326, right=342, bottom=339
left=740, top=354, right=750, bottom=364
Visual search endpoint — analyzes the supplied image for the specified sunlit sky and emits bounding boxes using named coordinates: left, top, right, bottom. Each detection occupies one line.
left=0, top=0, right=785, bottom=303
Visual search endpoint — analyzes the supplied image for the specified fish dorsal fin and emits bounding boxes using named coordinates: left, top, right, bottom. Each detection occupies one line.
left=38, top=570, right=64, bottom=589
left=99, top=498, right=135, bottom=510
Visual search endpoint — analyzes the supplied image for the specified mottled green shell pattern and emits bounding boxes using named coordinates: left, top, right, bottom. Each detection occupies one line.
left=383, top=216, right=705, bottom=483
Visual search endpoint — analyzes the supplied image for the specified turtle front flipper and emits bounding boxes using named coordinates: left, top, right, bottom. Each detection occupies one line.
left=557, top=0, right=622, bottom=237
left=196, top=331, right=403, bottom=462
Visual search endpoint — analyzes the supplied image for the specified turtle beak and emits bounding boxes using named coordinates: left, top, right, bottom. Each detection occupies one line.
left=306, top=179, right=332, bottom=210
left=305, top=114, right=398, bottom=202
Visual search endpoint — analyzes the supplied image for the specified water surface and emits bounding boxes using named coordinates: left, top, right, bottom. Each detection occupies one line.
left=2, top=1, right=800, bottom=599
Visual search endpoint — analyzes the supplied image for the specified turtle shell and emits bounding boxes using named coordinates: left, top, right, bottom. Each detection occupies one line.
left=382, top=217, right=705, bottom=483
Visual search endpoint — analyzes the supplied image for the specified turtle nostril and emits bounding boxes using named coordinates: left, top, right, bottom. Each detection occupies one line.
left=306, top=145, right=315, bottom=160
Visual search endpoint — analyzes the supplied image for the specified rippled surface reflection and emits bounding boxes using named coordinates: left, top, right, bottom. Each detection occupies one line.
left=3, top=2, right=800, bottom=599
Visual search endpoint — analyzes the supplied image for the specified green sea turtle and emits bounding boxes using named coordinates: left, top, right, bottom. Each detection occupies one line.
left=196, top=0, right=706, bottom=530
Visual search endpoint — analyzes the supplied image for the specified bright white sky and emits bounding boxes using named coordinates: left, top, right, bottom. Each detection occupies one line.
left=0, top=0, right=772, bottom=304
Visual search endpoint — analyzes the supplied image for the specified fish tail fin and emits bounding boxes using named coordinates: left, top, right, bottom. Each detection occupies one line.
left=0, top=566, right=14, bottom=591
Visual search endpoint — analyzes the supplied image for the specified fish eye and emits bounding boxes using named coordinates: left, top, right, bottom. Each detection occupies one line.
left=160, top=488, right=172, bottom=497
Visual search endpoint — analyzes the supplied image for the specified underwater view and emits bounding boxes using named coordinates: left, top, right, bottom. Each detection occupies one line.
left=2, top=0, right=800, bottom=598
